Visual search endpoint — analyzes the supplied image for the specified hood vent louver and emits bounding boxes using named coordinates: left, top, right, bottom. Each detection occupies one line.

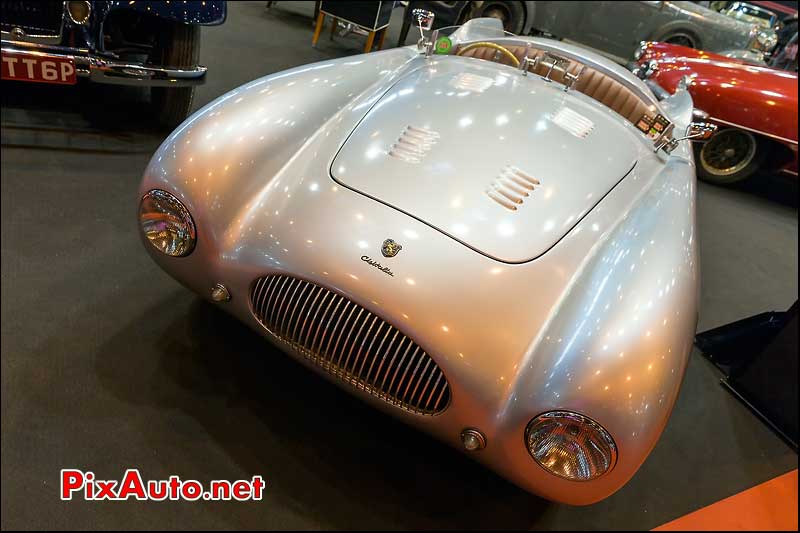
left=486, top=165, right=540, bottom=211
left=388, top=126, right=440, bottom=164
left=549, top=107, right=595, bottom=139
left=450, top=72, right=495, bottom=93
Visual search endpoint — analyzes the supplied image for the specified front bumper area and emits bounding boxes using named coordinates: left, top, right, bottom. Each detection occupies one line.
left=1, top=40, right=206, bottom=87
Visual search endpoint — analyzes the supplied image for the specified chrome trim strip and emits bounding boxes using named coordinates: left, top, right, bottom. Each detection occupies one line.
left=1, top=41, right=206, bottom=86
left=708, top=115, right=798, bottom=146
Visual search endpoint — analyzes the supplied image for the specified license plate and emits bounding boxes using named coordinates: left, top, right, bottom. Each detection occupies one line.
left=1, top=50, right=77, bottom=85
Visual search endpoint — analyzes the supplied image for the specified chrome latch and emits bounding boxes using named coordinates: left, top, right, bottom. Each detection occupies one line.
left=660, top=122, right=717, bottom=153
left=519, top=55, right=539, bottom=76
left=539, top=52, right=570, bottom=83
left=520, top=50, right=581, bottom=91
left=563, top=65, right=585, bottom=91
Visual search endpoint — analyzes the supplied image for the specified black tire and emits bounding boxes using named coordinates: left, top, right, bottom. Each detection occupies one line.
left=695, top=129, right=768, bottom=185
left=151, top=23, right=200, bottom=130
left=474, top=1, right=526, bottom=34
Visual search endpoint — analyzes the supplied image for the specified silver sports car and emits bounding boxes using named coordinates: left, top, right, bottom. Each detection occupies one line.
left=137, top=18, right=713, bottom=504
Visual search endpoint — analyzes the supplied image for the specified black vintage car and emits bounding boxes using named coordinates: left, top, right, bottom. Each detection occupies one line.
left=1, top=1, right=227, bottom=128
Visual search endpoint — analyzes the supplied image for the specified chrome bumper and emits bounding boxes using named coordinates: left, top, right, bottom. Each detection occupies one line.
left=1, top=40, right=206, bottom=87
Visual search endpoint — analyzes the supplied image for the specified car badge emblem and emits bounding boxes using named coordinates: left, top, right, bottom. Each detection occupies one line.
left=381, top=239, right=402, bottom=258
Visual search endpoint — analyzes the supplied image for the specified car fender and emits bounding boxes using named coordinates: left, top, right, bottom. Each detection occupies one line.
left=140, top=48, right=419, bottom=254
left=499, top=155, right=699, bottom=504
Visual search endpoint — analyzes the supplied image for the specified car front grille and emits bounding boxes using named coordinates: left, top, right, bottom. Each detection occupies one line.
left=1, top=1, right=64, bottom=36
left=250, top=275, right=450, bottom=415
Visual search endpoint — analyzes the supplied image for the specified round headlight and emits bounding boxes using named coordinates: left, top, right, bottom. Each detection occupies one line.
left=525, top=411, right=617, bottom=481
left=139, top=189, right=196, bottom=257
left=67, top=1, right=91, bottom=24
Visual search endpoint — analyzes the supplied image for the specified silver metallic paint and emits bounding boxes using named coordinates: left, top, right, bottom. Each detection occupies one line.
left=138, top=21, right=698, bottom=505
left=332, top=57, right=640, bottom=263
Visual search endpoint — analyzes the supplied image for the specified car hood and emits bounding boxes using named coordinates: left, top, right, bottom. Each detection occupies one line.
left=331, top=57, right=638, bottom=263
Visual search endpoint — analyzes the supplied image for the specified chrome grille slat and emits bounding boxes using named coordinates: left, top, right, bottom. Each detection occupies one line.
left=299, top=287, right=328, bottom=348
left=424, top=373, right=445, bottom=412
left=264, top=276, right=285, bottom=326
left=289, top=283, right=316, bottom=339
left=259, top=277, right=279, bottom=323
left=278, top=278, right=302, bottom=336
left=394, top=346, right=421, bottom=400
left=365, top=328, right=398, bottom=386
left=274, top=277, right=297, bottom=332
left=401, top=350, right=425, bottom=403
left=272, top=276, right=294, bottom=326
left=310, top=294, right=341, bottom=354
left=433, top=382, right=449, bottom=412
left=250, top=275, right=450, bottom=415
left=350, top=314, right=380, bottom=377
left=340, top=308, right=370, bottom=373
left=333, top=305, right=363, bottom=368
left=254, top=277, right=276, bottom=319
left=327, top=301, right=355, bottom=363
left=386, top=340, right=414, bottom=397
left=355, top=320, right=386, bottom=380
left=408, top=358, right=433, bottom=406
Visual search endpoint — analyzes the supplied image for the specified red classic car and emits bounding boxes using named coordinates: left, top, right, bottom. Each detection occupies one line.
left=635, top=41, right=798, bottom=184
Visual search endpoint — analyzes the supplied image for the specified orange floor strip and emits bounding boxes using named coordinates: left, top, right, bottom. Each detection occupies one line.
left=653, top=469, right=798, bottom=531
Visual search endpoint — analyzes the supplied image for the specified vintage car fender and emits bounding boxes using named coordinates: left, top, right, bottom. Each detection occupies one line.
left=639, top=42, right=798, bottom=142
left=140, top=25, right=699, bottom=504
left=638, top=41, right=798, bottom=173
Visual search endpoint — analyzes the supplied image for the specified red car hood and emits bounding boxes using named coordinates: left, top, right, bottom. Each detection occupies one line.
left=640, top=42, right=798, bottom=143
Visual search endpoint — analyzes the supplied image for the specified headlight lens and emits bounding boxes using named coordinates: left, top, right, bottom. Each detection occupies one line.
left=139, top=189, right=196, bottom=257
left=525, top=411, right=617, bottom=481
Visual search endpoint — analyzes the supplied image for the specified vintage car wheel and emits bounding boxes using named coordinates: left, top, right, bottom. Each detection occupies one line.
left=696, top=129, right=765, bottom=184
left=151, top=23, right=201, bottom=130
left=474, top=1, right=525, bottom=34
left=650, top=26, right=700, bottom=49
left=663, top=33, right=697, bottom=48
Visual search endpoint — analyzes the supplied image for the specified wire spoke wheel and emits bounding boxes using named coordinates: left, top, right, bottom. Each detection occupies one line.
left=700, top=129, right=758, bottom=176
